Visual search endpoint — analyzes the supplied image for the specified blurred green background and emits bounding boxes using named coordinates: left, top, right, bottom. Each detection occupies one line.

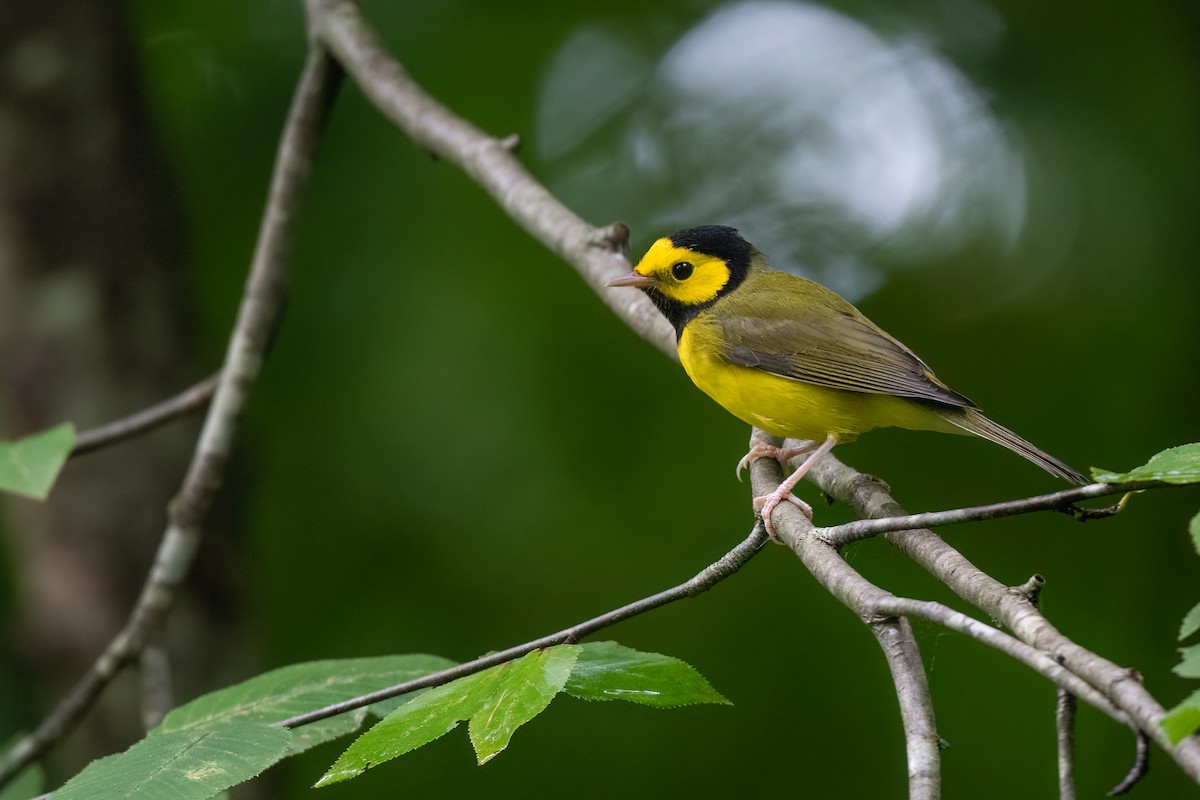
left=7, top=0, right=1200, bottom=796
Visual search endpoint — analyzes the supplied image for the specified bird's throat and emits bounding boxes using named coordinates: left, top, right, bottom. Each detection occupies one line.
left=645, top=288, right=708, bottom=341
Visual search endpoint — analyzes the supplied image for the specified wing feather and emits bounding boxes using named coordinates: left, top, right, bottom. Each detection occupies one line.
left=718, top=311, right=974, bottom=409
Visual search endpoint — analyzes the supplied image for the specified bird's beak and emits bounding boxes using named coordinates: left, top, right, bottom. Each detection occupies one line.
left=606, top=271, right=657, bottom=289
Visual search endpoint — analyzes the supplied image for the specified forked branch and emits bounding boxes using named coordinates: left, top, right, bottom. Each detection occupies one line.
left=0, top=46, right=342, bottom=789
left=70, top=374, right=219, bottom=458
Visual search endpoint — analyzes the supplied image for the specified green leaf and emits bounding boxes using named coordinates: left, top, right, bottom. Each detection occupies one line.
left=1090, top=443, right=1200, bottom=485
left=1190, top=511, right=1200, bottom=556
left=161, top=655, right=455, bottom=756
left=0, top=423, right=75, bottom=500
left=1174, top=643, right=1200, bottom=679
left=317, top=643, right=729, bottom=786
left=468, top=646, right=579, bottom=765
left=1182, top=601, right=1200, bottom=641
left=317, top=665, right=504, bottom=787
left=53, top=724, right=291, bottom=800
left=565, top=641, right=730, bottom=708
left=1162, top=688, right=1200, bottom=745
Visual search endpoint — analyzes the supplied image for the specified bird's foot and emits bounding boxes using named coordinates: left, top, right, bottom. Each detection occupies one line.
left=735, top=440, right=817, bottom=482
left=753, top=489, right=814, bottom=542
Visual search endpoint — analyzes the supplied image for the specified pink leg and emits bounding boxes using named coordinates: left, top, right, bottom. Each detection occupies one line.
left=736, top=439, right=818, bottom=481
left=753, top=435, right=837, bottom=541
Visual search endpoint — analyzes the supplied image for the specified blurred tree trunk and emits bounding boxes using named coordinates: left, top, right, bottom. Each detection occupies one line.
left=0, top=0, right=242, bottom=781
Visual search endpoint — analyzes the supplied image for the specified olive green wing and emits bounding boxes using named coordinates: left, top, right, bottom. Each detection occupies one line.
left=716, top=301, right=975, bottom=410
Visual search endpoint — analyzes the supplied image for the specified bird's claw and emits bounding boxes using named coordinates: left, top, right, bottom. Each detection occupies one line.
left=735, top=440, right=817, bottom=482
left=754, top=489, right=814, bottom=542
left=735, top=443, right=773, bottom=481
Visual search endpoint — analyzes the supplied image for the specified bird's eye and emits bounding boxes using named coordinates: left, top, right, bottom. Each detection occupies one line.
left=671, top=261, right=694, bottom=280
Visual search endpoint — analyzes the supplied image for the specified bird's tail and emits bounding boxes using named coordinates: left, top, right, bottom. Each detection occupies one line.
left=942, top=407, right=1089, bottom=485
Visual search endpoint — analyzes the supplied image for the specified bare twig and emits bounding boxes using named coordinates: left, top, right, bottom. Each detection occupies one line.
left=871, top=618, right=941, bottom=800
left=1057, top=684, right=1077, bottom=800
left=815, top=480, right=1165, bottom=548
left=748, top=451, right=943, bottom=797
left=1107, top=731, right=1150, bottom=796
left=802, top=447, right=1200, bottom=784
left=276, top=525, right=768, bottom=729
left=742, top=436, right=1195, bottom=799
left=0, top=48, right=341, bottom=788
left=879, top=598, right=1125, bottom=723
left=749, top=437, right=1127, bottom=713
left=70, top=374, right=219, bottom=458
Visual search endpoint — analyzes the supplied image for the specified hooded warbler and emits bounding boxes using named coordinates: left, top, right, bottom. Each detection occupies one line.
left=607, top=225, right=1087, bottom=538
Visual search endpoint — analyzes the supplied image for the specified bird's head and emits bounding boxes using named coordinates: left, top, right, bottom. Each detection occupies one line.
left=606, top=225, right=756, bottom=335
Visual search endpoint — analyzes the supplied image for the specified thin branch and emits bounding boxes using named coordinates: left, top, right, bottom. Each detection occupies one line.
left=870, top=618, right=941, bottom=800
left=747, top=452, right=943, bottom=798
left=70, top=374, right=219, bottom=458
left=0, top=48, right=341, bottom=788
left=748, top=440, right=1128, bottom=719
left=276, top=525, right=768, bottom=729
left=1052, top=599, right=1077, bottom=800
left=756, top=443, right=1189, bottom=799
left=1107, top=731, right=1149, bottom=796
left=801, top=446, right=1200, bottom=784
left=740, top=446, right=1200, bottom=798
left=815, top=480, right=1165, bottom=548
left=878, top=597, right=1124, bottom=724
left=1057, top=684, right=1077, bottom=800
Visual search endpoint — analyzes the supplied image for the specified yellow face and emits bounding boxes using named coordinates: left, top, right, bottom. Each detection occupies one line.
left=634, top=238, right=733, bottom=306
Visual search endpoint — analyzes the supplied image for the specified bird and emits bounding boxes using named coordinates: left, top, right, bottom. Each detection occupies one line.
left=606, top=225, right=1088, bottom=539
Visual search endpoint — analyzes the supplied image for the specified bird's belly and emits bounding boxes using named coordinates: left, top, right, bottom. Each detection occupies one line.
left=679, top=329, right=955, bottom=442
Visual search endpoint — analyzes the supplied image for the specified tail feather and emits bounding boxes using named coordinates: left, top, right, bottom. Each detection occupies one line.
left=942, top=408, right=1089, bottom=485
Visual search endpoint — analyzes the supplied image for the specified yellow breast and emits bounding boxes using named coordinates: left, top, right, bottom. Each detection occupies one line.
left=678, top=316, right=957, bottom=442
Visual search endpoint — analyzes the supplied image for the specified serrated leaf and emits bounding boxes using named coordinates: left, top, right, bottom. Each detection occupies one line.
left=161, top=655, right=455, bottom=756
left=469, top=646, right=579, bottom=765
left=565, top=641, right=730, bottom=708
left=317, top=666, right=503, bottom=787
left=1174, top=643, right=1200, bottom=679
left=1182, top=602, right=1200, bottom=641
left=1162, top=688, right=1200, bottom=745
left=53, top=724, right=291, bottom=800
left=0, top=423, right=75, bottom=500
left=1091, top=443, right=1200, bottom=485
